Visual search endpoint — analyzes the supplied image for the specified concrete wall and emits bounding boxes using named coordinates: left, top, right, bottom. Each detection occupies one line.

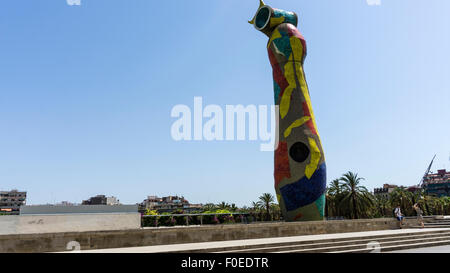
left=0, top=217, right=412, bottom=253
left=20, top=205, right=138, bottom=214
left=0, top=213, right=140, bottom=236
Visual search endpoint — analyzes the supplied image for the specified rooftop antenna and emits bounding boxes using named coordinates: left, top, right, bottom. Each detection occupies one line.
left=418, top=154, right=436, bottom=188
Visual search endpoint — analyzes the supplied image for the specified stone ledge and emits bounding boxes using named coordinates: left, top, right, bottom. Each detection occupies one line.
left=0, top=217, right=417, bottom=253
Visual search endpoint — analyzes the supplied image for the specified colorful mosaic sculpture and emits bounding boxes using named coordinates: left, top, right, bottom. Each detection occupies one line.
left=249, top=0, right=326, bottom=221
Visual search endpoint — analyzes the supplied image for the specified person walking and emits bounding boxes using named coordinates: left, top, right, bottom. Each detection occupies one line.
left=394, top=205, right=405, bottom=228
left=413, top=203, right=425, bottom=228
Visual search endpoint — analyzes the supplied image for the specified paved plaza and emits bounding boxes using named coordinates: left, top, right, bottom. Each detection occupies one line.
left=387, top=245, right=450, bottom=253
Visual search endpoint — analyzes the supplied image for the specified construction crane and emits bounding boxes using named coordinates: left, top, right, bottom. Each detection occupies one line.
left=418, top=154, right=436, bottom=188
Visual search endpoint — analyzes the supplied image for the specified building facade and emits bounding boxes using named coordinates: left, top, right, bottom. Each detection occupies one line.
left=82, top=195, right=120, bottom=205
left=423, top=169, right=450, bottom=197
left=56, top=201, right=76, bottom=206
left=0, top=190, right=27, bottom=215
left=139, top=195, right=202, bottom=213
left=373, top=184, right=399, bottom=199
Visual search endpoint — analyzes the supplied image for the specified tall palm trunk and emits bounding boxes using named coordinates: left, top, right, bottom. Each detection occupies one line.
left=352, top=193, right=358, bottom=219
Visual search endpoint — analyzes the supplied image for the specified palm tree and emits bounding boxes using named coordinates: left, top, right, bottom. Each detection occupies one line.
left=421, top=195, right=434, bottom=215
left=270, top=203, right=281, bottom=221
left=327, top=179, right=344, bottom=217
left=250, top=201, right=262, bottom=221
left=442, top=197, right=450, bottom=215
left=390, top=187, right=413, bottom=216
left=217, top=201, right=231, bottom=210
left=202, top=203, right=216, bottom=212
left=251, top=201, right=262, bottom=211
left=259, top=193, right=275, bottom=221
left=328, top=179, right=343, bottom=196
left=435, top=197, right=446, bottom=215
left=339, top=171, right=373, bottom=219
left=374, top=194, right=390, bottom=217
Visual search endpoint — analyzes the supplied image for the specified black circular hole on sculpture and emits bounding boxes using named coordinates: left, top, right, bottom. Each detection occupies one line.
left=289, top=142, right=310, bottom=163
left=255, top=6, right=270, bottom=29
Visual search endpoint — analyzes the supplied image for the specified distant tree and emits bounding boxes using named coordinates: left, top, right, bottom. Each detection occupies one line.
left=340, top=172, right=373, bottom=219
left=374, top=194, right=390, bottom=217
left=435, top=197, right=447, bottom=215
left=259, top=193, right=275, bottom=221
left=328, top=179, right=343, bottom=196
left=390, top=187, right=413, bottom=216
left=202, top=203, right=216, bottom=212
left=270, top=203, right=281, bottom=221
left=251, top=201, right=262, bottom=211
left=327, top=179, right=344, bottom=217
left=442, top=197, right=450, bottom=215
left=217, top=201, right=231, bottom=210
left=421, top=195, right=434, bottom=215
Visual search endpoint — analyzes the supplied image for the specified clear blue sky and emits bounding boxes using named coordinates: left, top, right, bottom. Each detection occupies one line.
left=0, top=0, right=449, bottom=206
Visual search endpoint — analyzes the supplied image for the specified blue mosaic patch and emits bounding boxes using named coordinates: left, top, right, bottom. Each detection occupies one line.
left=280, top=163, right=327, bottom=211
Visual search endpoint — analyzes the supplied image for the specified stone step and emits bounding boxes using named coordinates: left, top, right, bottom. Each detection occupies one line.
left=276, top=234, right=450, bottom=253
left=330, top=239, right=450, bottom=253
left=169, top=230, right=450, bottom=254
left=215, top=232, right=450, bottom=253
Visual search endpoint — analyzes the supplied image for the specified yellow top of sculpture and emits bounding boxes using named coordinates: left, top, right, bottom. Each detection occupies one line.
left=248, top=0, right=266, bottom=25
left=248, top=0, right=298, bottom=37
